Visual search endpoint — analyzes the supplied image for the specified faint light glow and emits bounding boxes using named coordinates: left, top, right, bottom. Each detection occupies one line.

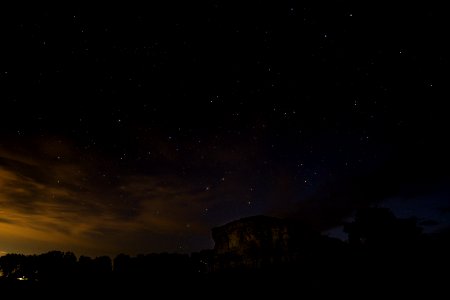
left=17, top=276, right=28, bottom=281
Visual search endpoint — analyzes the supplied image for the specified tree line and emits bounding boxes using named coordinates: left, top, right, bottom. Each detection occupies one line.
left=1, top=207, right=450, bottom=296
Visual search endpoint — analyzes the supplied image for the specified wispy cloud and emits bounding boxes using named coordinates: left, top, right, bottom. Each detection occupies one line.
left=0, top=140, right=219, bottom=256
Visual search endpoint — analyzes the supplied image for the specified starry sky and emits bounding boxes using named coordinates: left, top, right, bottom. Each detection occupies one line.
left=1, top=3, right=449, bottom=257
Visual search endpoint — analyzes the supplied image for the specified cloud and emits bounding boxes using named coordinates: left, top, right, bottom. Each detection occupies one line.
left=0, top=139, right=220, bottom=256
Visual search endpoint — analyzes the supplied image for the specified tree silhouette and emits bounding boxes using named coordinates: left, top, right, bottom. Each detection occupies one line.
left=342, top=207, right=426, bottom=293
left=0, top=253, right=26, bottom=278
left=344, top=207, right=422, bottom=249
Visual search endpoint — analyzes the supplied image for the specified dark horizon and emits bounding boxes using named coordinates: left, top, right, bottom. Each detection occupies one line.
left=1, top=207, right=450, bottom=298
left=0, top=208, right=445, bottom=259
left=1, top=3, right=449, bottom=257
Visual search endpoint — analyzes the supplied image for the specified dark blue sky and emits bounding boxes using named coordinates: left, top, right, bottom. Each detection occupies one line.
left=0, top=3, right=449, bottom=257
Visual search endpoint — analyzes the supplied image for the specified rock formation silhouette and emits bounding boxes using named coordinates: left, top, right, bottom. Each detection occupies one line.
left=211, top=215, right=341, bottom=271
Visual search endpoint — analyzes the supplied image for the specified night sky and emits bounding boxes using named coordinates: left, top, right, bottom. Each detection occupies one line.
left=1, top=3, right=449, bottom=257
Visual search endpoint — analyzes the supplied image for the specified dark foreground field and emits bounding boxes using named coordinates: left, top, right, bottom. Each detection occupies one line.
left=1, top=260, right=448, bottom=299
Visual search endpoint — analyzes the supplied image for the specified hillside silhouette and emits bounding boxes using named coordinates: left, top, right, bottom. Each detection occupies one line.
left=1, top=208, right=449, bottom=297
